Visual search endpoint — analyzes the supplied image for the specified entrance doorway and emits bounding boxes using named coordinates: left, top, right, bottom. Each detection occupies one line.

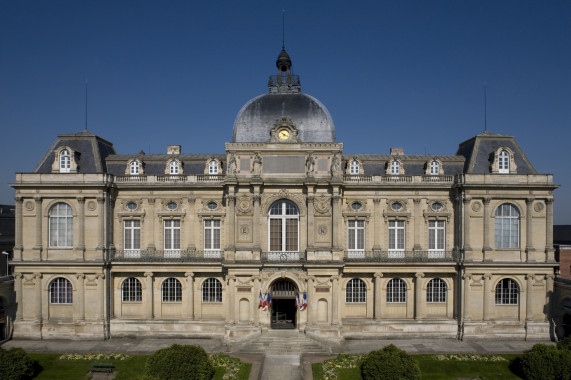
left=270, top=279, right=297, bottom=329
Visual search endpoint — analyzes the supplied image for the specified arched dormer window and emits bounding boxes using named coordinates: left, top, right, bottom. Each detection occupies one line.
left=60, top=149, right=71, bottom=173
left=498, top=150, right=509, bottom=173
left=349, top=160, right=360, bottom=175
left=430, top=160, right=439, bottom=175
left=390, top=161, right=400, bottom=175
left=170, top=161, right=179, bottom=175
left=165, top=158, right=183, bottom=175
left=52, top=146, right=79, bottom=173
left=209, top=160, right=218, bottom=175
left=491, top=147, right=517, bottom=174
left=386, top=159, right=405, bottom=175
left=130, top=161, right=139, bottom=175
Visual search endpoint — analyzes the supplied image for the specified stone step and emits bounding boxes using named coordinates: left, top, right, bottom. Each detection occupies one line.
left=231, top=330, right=331, bottom=354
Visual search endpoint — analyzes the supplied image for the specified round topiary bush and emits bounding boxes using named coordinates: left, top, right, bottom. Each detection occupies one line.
left=361, top=344, right=420, bottom=380
left=143, top=344, right=214, bottom=380
left=557, top=336, right=571, bottom=352
left=0, top=347, right=37, bottom=380
left=519, top=344, right=560, bottom=380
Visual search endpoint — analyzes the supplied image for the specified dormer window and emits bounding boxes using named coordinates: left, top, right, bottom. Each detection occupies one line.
left=130, top=161, right=139, bottom=175
left=430, top=161, right=439, bottom=175
left=209, top=160, right=218, bottom=175
left=169, top=161, right=179, bottom=175
left=60, top=149, right=71, bottom=173
left=498, top=150, right=509, bottom=173
left=390, top=161, right=400, bottom=175
left=350, top=160, right=360, bottom=175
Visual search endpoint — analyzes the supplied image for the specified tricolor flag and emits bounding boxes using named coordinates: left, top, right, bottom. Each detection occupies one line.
left=267, top=292, right=272, bottom=309
left=258, top=291, right=263, bottom=309
left=262, top=292, right=268, bottom=311
left=295, top=292, right=300, bottom=308
left=300, top=291, right=307, bottom=311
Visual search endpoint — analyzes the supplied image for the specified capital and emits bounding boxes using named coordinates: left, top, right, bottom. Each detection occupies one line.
left=525, top=198, right=535, bottom=205
left=144, top=272, right=153, bottom=278
left=76, top=196, right=85, bottom=203
left=483, top=273, right=492, bottom=281
left=482, top=197, right=491, bottom=204
left=463, top=197, right=471, bottom=205
left=184, top=272, right=194, bottom=279
left=76, top=273, right=85, bottom=280
left=415, top=272, right=425, bottom=279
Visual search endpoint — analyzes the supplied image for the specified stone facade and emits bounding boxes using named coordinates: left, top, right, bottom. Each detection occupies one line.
left=9, top=50, right=558, bottom=342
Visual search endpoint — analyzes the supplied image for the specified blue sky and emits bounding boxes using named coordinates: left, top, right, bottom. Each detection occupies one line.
left=1, top=1, right=570, bottom=223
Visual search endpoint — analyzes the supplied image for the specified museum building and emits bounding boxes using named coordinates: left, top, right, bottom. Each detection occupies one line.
left=10, top=49, right=558, bottom=342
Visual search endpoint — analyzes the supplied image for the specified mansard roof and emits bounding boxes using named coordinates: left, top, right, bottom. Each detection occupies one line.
left=106, top=153, right=226, bottom=176
left=343, top=154, right=465, bottom=176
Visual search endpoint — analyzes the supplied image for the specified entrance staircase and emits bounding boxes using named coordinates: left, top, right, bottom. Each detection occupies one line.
left=230, top=329, right=332, bottom=355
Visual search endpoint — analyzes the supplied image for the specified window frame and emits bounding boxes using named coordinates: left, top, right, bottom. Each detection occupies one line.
left=498, top=150, right=509, bottom=173
left=122, top=277, right=142, bottom=302
left=49, top=277, right=73, bottom=304
left=164, top=219, right=181, bottom=256
left=49, top=202, right=74, bottom=248
left=495, top=278, right=519, bottom=305
left=60, top=149, right=71, bottom=173
left=130, top=160, right=139, bottom=175
left=124, top=219, right=141, bottom=257
left=386, top=278, right=407, bottom=303
left=430, top=160, right=439, bottom=175
left=169, top=160, right=179, bottom=175
left=428, top=220, right=445, bottom=257
left=494, top=203, right=520, bottom=249
left=388, top=220, right=405, bottom=257
left=347, top=220, right=365, bottom=254
left=345, top=278, right=366, bottom=303
left=162, top=278, right=182, bottom=303
left=426, top=278, right=447, bottom=303
left=202, top=278, right=222, bottom=303
left=208, top=160, right=219, bottom=175
left=204, top=219, right=221, bottom=256
left=268, top=200, right=299, bottom=252
left=390, top=160, right=400, bottom=175
left=349, top=160, right=360, bottom=175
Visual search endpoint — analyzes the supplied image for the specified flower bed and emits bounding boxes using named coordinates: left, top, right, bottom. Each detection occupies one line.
left=321, top=354, right=363, bottom=380
left=433, top=353, right=507, bottom=362
left=59, top=353, right=131, bottom=361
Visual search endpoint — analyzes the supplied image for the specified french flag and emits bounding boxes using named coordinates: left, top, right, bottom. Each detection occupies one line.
left=262, top=292, right=268, bottom=311
left=300, top=291, right=307, bottom=311
left=258, top=291, right=263, bottom=309
left=295, top=292, right=300, bottom=308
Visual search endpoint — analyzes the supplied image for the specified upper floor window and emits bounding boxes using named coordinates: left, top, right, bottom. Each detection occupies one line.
left=209, top=160, right=219, bottom=175
left=49, top=202, right=73, bottom=248
left=388, top=220, right=405, bottom=256
left=498, top=150, right=509, bottom=173
left=162, top=278, right=182, bottom=303
left=386, top=278, right=407, bottom=303
left=202, top=278, right=222, bottom=303
left=345, top=278, right=366, bottom=303
left=349, top=160, right=360, bottom=175
left=390, top=161, right=400, bottom=175
left=268, top=200, right=299, bottom=252
left=495, top=278, right=519, bottom=305
left=130, top=161, right=139, bottom=175
left=347, top=220, right=365, bottom=253
left=426, top=278, right=447, bottom=303
left=122, top=277, right=142, bottom=302
left=124, top=220, right=140, bottom=256
left=164, top=220, right=181, bottom=254
left=428, top=220, right=445, bottom=257
left=60, top=149, right=71, bottom=173
left=204, top=220, right=221, bottom=256
left=169, top=160, right=179, bottom=175
left=494, top=203, right=520, bottom=248
left=49, top=277, right=73, bottom=304
left=430, top=160, right=439, bottom=175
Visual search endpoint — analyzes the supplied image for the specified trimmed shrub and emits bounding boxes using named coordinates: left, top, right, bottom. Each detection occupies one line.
left=558, top=336, right=571, bottom=352
left=519, top=344, right=560, bottom=380
left=361, top=344, right=420, bottom=380
left=0, top=347, right=37, bottom=380
left=143, top=344, right=214, bottom=380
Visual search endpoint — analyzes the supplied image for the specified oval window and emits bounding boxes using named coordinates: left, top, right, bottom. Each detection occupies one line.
left=432, top=202, right=443, bottom=211
left=166, top=201, right=178, bottom=210
left=351, top=202, right=362, bottom=211
left=391, top=202, right=403, bottom=211
left=126, top=202, right=137, bottom=211
left=207, top=201, right=218, bottom=210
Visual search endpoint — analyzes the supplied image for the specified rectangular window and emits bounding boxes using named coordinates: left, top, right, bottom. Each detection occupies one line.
left=124, top=220, right=141, bottom=258
left=204, top=220, right=221, bottom=257
left=269, top=219, right=282, bottom=251
left=285, top=219, right=298, bottom=251
left=348, top=220, right=365, bottom=257
left=428, top=220, right=445, bottom=258
left=388, top=220, right=405, bottom=258
left=164, top=220, right=180, bottom=257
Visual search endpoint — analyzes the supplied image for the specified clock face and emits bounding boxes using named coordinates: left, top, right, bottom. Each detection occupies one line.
left=278, top=129, right=290, bottom=140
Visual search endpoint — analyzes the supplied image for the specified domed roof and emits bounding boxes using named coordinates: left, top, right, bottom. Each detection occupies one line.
left=232, top=49, right=335, bottom=143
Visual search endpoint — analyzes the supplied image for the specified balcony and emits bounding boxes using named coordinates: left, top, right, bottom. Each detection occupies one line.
left=114, top=175, right=224, bottom=184
left=344, top=250, right=461, bottom=263
left=110, top=250, right=223, bottom=263
left=261, top=252, right=306, bottom=263
left=343, top=175, right=453, bottom=184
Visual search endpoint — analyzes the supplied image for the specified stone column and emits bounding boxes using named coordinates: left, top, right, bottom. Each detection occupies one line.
left=15, top=273, right=23, bottom=320
left=307, top=196, right=315, bottom=248
left=226, top=194, right=236, bottom=251
left=463, top=197, right=472, bottom=251
left=332, top=191, right=341, bottom=249
left=186, top=198, right=196, bottom=251
left=483, top=273, right=492, bottom=321
left=463, top=273, right=472, bottom=322
left=415, top=272, right=424, bottom=320
left=227, top=276, right=236, bottom=324
left=34, top=273, right=42, bottom=321
left=76, top=197, right=85, bottom=256
left=545, top=199, right=554, bottom=260
left=482, top=197, right=491, bottom=255
left=331, top=275, right=339, bottom=325
left=525, top=198, right=534, bottom=253
left=253, top=277, right=261, bottom=325
left=34, top=196, right=42, bottom=251
left=147, top=198, right=156, bottom=251
left=374, top=273, right=383, bottom=320
left=546, top=274, right=555, bottom=322
left=413, top=199, right=422, bottom=251
left=526, top=275, right=535, bottom=321
left=75, top=273, right=85, bottom=321
left=97, top=197, right=105, bottom=250
left=253, top=193, right=261, bottom=250
left=308, top=277, right=316, bottom=324
left=96, top=274, right=105, bottom=321
left=144, top=272, right=153, bottom=319
left=15, top=196, right=23, bottom=259
left=185, top=272, right=194, bottom=320
left=373, top=198, right=381, bottom=251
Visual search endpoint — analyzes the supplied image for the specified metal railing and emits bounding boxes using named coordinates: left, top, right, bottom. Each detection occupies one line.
left=261, top=251, right=306, bottom=263
left=114, top=175, right=224, bottom=184
left=110, top=250, right=223, bottom=262
left=344, top=250, right=460, bottom=263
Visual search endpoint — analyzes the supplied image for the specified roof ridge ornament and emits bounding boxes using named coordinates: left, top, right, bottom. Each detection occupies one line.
left=269, top=48, right=301, bottom=94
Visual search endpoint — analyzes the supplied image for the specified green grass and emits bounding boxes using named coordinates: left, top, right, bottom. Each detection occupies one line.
left=312, top=354, right=522, bottom=380
left=28, top=352, right=250, bottom=380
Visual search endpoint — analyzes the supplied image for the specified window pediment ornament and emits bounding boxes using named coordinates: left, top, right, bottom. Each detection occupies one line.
left=386, top=158, right=404, bottom=175
left=269, top=118, right=300, bottom=143
left=423, top=200, right=452, bottom=221
left=383, top=200, right=411, bottom=221
left=165, top=157, right=183, bottom=175
left=346, top=157, right=363, bottom=175
left=161, top=199, right=183, bottom=211
left=490, top=146, right=517, bottom=174
left=121, top=200, right=142, bottom=211
left=52, top=146, right=80, bottom=173
left=261, top=189, right=307, bottom=216
left=204, top=157, right=222, bottom=175
left=197, top=199, right=225, bottom=219
left=125, top=158, right=144, bottom=175
left=425, top=158, right=443, bottom=175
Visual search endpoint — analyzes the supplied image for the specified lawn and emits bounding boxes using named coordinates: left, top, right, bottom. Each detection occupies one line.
left=28, top=353, right=250, bottom=380
left=312, top=354, right=522, bottom=380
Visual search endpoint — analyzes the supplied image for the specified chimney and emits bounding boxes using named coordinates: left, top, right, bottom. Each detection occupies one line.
left=167, top=145, right=181, bottom=155
left=390, top=147, right=404, bottom=155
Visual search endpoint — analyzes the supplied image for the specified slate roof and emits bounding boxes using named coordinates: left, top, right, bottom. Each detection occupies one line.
left=33, top=131, right=116, bottom=174
left=343, top=154, right=465, bottom=176
left=106, top=154, right=227, bottom=176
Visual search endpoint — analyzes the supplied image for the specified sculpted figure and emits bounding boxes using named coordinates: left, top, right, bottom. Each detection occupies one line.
left=253, top=153, right=262, bottom=176
left=306, top=154, right=315, bottom=176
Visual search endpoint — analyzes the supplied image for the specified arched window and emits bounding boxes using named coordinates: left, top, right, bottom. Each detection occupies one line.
left=498, top=150, right=509, bottom=173
left=130, top=161, right=139, bottom=175
left=386, top=278, right=407, bottom=303
left=495, top=278, right=519, bottom=305
left=162, top=278, right=182, bottom=302
left=209, top=160, right=218, bottom=175
left=494, top=203, right=520, bottom=248
left=426, top=278, right=447, bottom=303
left=345, top=278, right=366, bottom=303
left=49, top=203, right=73, bottom=248
left=49, top=277, right=73, bottom=304
left=390, top=161, right=400, bottom=175
left=430, top=160, right=439, bottom=175
left=60, top=149, right=71, bottom=173
left=169, top=160, right=179, bottom=175
left=122, top=278, right=142, bottom=302
left=349, top=160, right=360, bottom=175
left=268, top=200, right=299, bottom=252
left=202, top=278, right=222, bottom=303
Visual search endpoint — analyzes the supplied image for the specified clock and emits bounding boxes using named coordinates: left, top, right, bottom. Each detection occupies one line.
left=278, top=129, right=290, bottom=140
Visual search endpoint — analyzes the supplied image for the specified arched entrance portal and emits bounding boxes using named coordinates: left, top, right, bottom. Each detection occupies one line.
left=270, top=279, right=297, bottom=329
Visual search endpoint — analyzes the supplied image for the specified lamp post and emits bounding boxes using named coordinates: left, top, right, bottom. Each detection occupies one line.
left=1, top=251, right=9, bottom=277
